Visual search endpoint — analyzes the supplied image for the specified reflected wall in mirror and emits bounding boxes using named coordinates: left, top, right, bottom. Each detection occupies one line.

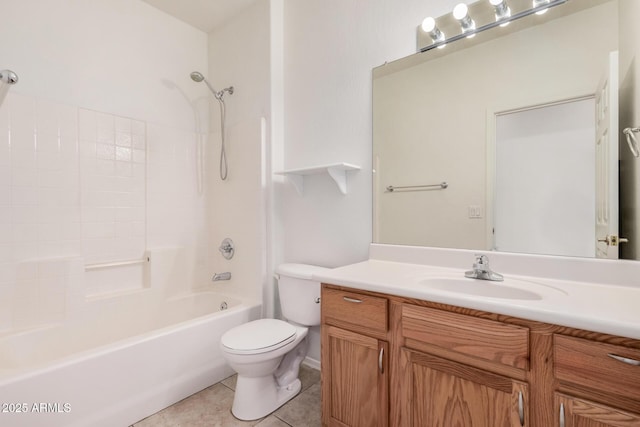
left=373, top=0, right=640, bottom=260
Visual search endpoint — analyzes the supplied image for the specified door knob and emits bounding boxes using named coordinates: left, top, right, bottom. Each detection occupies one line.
left=597, top=235, right=629, bottom=246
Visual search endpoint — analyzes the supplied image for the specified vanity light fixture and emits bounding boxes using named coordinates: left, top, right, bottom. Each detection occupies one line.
left=417, top=0, right=568, bottom=53
left=490, top=0, right=511, bottom=26
left=533, top=0, right=551, bottom=15
left=421, top=17, right=446, bottom=48
left=453, top=3, right=476, bottom=38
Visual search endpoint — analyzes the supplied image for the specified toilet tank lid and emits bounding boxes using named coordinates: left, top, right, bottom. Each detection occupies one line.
left=276, top=263, right=330, bottom=280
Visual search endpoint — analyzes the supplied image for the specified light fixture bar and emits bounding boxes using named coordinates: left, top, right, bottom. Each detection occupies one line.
left=420, top=0, right=567, bottom=53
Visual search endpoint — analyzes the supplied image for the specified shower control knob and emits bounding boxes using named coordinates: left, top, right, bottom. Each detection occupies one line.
left=219, top=238, right=235, bottom=259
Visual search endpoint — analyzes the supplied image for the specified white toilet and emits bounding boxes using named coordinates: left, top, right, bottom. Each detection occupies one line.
left=220, top=263, right=328, bottom=421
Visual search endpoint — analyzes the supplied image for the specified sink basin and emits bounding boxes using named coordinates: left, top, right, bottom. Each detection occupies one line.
left=418, top=276, right=558, bottom=300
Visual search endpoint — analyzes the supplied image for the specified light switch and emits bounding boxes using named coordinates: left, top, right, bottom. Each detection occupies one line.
left=468, top=205, right=483, bottom=218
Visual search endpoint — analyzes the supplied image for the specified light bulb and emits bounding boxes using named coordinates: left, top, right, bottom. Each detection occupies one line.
left=452, top=3, right=469, bottom=20
left=421, top=16, right=436, bottom=33
left=453, top=3, right=476, bottom=38
left=421, top=16, right=446, bottom=48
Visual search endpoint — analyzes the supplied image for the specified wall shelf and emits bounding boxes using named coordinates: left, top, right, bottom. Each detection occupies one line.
left=275, top=163, right=361, bottom=195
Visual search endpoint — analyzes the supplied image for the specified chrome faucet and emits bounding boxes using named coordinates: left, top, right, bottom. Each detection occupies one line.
left=465, top=254, right=504, bottom=281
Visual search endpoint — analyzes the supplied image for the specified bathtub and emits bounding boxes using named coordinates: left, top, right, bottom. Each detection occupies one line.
left=0, top=291, right=261, bottom=427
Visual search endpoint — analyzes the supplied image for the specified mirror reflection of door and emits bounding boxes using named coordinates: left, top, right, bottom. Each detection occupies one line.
left=595, top=51, right=620, bottom=259
left=493, top=97, right=597, bottom=257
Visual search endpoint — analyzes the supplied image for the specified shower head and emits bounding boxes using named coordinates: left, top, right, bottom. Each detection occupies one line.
left=190, top=71, right=205, bottom=83
left=190, top=71, right=233, bottom=100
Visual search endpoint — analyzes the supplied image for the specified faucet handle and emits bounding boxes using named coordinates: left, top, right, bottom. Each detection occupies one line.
left=467, top=254, right=503, bottom=281
left=474, top=254, right=489, bottom=266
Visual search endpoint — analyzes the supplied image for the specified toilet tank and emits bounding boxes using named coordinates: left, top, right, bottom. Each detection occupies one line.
left=276, top=263, right=329, bottom=327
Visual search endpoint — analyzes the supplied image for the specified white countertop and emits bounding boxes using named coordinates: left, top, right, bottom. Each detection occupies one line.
left=313, top=258, right=640, bottom=340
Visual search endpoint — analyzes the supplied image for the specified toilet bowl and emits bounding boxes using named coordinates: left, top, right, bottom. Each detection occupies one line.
left=220, top=263, right=328, bottom=421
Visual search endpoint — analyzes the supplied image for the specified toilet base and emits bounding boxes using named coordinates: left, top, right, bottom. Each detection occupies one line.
left=231, top=375, right=302, bottom=421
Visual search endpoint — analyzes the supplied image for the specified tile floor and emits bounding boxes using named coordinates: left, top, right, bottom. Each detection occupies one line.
left=133, top=365, right=321, bottom=427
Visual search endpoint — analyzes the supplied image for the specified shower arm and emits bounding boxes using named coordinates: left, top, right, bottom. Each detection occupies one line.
left=0, top=69, right=19, bottom=85
left=200, top=76, right=233, bottom=100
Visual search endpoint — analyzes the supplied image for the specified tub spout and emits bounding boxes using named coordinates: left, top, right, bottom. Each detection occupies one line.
left=212, top=272, right=231, bottom=281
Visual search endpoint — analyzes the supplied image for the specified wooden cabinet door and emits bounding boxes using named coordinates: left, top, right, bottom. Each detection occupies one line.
left=322, top=325, right=388, bottom=427
left=399, top=348, right=528, bottom=427
left=556, top=393, right=640, bottom=427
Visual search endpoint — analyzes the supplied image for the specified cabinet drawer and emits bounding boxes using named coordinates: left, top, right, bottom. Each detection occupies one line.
left=322, top=287, right=388, bottom=335
left=554, top=335, right=640, bottom=403
left=402, top=305, right=529, bottom=370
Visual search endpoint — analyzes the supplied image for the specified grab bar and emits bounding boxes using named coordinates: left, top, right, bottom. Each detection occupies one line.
left=85, top=257, right=150, bottom=271
left=386, top=182, right=448, bottom=192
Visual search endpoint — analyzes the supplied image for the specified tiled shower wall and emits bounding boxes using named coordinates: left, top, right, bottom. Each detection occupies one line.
left=0, top=94, right=82, bottom=332
left=78, top=109, right=146, bottom=266
left=0, top=92, right=207, bottom=333
left=0, top=94, right=80, bottom=260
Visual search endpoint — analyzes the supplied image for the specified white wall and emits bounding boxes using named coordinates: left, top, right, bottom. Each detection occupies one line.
left=0, top=0, right=208, bottom=131
left=279, top=0, right=460, bottom=270
left=279, top=0, right=465, bottom=364
left=0, top=0, right=210, bottom=333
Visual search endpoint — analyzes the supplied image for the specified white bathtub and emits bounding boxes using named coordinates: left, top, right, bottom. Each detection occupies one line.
left=0, top=291, right=261, bottom=427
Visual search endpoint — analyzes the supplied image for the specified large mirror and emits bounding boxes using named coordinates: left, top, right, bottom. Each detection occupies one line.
left=373, top=0, right=640, bottom=260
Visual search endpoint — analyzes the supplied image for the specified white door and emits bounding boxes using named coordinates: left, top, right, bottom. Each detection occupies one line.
left=595, top=51, right=620, bottom=259
left=493, top=99, right=596, bottom=258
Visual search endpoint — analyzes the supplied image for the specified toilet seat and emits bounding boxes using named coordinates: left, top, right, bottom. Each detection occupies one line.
left=221, top=319, right=297, bottom=355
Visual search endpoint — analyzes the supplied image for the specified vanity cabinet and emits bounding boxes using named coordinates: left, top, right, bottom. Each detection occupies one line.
left=399, top=348, right=529, bottom=426
left=321, top=287, right=389, bottom=427
left=320, top=284, right=640, bottom=427
left=553, top=335, right=640, bottom=426
left=397, top=304, right=531, bottom=426
left=555, top=393, right=640, bottom=427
